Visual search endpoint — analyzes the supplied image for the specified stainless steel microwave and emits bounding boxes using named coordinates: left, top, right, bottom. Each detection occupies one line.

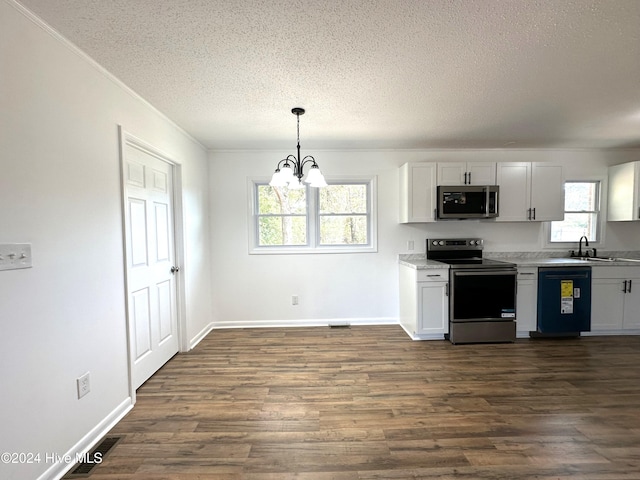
left=437, top=185, right=499, bottom=219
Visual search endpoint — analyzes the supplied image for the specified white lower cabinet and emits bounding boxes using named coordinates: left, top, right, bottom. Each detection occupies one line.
left=399, top=267, right=448, bottom=339
left=591, top=267, right=640, bottom=332
left=516, top=267, right=538, bottom=335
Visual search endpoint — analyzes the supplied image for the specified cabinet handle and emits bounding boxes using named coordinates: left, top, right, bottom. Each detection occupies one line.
left=527, top=208, right=531, bottom=220
left=532, top=207, right=536, bottom=220
left=445, top=283, right=449, bottom=296
left=519, top=272, right=535, bottom=276
left=629, top=279, right=633, bottom=293
left=427, top=274, right=442, bottom=277
left=468, top=172, right=472, bottom=184
left=623, top=280, right=628, bottom=293
left=464, top=172, right=468, bottom=184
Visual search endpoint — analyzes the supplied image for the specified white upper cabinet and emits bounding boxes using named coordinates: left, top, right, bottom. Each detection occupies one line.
left=437, top=162, right=496, bottom=185
left=399, top=162, right=437, bottom=223
left=496, top=162, right=564, bottom=222
left=608, top=161, right=640, bottom=221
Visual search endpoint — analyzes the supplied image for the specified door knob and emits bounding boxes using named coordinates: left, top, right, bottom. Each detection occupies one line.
left=170, top=266, right=180, bottom=274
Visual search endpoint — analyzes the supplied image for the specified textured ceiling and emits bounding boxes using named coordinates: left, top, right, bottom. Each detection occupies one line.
left=15, top=0, right=640, bottom=150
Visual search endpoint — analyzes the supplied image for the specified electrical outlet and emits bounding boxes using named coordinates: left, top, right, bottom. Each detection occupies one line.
left=77, top=372, right=90, bottom=399
left=407, top=240, right=415, bottom=251
left=292, top=295, right=299, bottom=305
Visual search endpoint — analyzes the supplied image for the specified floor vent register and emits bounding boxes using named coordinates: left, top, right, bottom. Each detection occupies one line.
left=64, top=436, right=122, bottom=478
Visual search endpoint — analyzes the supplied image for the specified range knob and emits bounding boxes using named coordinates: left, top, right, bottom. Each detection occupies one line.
left=438, top=241, right=445, bottom=246
left=432, top=241, right=438, bottom=245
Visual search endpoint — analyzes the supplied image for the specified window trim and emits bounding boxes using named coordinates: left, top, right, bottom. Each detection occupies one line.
left=248, top=175, right=377, bottom=254
left=544, top=176, right=606, bottom=249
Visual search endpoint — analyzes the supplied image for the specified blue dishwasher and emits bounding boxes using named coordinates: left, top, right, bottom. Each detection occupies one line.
left=536, top=266, right=591, bottom=335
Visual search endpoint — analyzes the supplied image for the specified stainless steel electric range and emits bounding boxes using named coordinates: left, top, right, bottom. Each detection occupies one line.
left=426, top=238, right=517, bottom=344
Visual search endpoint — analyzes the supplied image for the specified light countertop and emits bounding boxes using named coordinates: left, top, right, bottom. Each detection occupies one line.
left=399, top=253, right=640, bottom=270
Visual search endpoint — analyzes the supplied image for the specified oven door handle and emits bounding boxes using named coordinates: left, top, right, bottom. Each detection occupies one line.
left=453, top=270, right=517, bottom=277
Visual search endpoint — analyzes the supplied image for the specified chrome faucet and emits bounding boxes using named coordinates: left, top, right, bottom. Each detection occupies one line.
left=578, top=236, right=589, bottom=257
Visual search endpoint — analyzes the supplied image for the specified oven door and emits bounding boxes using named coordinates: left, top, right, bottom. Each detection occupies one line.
left=450, top=268, right=516, bottom=322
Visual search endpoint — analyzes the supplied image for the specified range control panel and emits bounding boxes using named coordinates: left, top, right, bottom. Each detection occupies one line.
left=0, top=244, right=33, bottom=271
left=427, top=238, right=484, bottom=251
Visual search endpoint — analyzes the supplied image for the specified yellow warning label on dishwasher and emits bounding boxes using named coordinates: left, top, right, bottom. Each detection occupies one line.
left=561, top=280, right=574, bottom=298
left=561, top=280, right=574, bottom=314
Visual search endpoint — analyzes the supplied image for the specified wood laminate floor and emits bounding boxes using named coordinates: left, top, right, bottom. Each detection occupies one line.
left=87, top=326, right=640, bottom=479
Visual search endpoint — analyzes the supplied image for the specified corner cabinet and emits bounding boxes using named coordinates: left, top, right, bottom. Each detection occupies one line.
left=495, top=162, right=564, bottom=222
left=437, top=162, right=496, bottom=185
left=399, top=162, right=437, bottom=223
left=399, top=267, right=449, bottom=339
left=591, top=267, right=640, bottom=332
left=608, top=161, right=640, bottom=221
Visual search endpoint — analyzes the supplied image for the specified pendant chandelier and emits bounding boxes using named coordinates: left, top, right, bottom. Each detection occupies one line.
left=269, top=107, right=327, bottom=189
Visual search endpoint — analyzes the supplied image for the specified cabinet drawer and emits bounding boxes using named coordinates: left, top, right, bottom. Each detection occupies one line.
left=591, top=266, right=640, bottom=279
left=416, top=269, right=449, bottom=282
left=517, top=268, right=538, bottom=280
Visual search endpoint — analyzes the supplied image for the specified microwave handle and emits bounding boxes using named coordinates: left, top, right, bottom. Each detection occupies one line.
left=484, top=186, right=494, bottom=216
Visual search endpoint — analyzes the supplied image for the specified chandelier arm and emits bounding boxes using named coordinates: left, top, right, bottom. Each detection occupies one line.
left=284, top=154, right=303, bottom=178
left=300, top=156, right=318, bottom=170
left=274, top=157, right=292, bottom=170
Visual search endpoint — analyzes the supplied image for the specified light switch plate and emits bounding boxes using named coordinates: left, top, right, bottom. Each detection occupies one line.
left=0, top=244, right=33, bottom=271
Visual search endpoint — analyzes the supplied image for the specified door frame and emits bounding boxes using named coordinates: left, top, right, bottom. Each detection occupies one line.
left=118, top=126, right=188, bottom=403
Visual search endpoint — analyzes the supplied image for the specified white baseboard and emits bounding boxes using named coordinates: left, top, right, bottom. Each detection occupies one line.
left=211, top=317, right=397, bottom=330
left=188, top=322, right=215, bottom=349
left=582, top=329, right=640, bottom=336
left=41, top=397, right=133, bottom=480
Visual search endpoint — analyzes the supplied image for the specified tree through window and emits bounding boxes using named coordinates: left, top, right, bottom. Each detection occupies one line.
left=257, top=185, right=307, bottom=246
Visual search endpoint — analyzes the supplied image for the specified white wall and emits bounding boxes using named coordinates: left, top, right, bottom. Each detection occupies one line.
left=208, top=149, right=640, bottom=328
left=0, top=2, right=212, bottom=479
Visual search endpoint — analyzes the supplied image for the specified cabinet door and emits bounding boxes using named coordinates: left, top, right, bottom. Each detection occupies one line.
left=591, top=278, right=624, bottom=331
left=623, top=278, right=640, bottom=329
left=467, top=163, right=496, bottom=185
left=530, top=163, right=564, bottom=221
left=495, top=162, right=531, bottom=222
left=608, top=161, right=640, bottom=221
left=437, top=163, right=466, bottom=185
left=417, top=282, right=448, bottom=334
left=437, top=162, right=496, bottom=185
left=399, top=163, right=437, bottom=223
left=516, top=269, right=537, bottom=333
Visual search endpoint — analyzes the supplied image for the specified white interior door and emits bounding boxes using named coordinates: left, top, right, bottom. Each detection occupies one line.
left=123, top=140, right=179, bottom=390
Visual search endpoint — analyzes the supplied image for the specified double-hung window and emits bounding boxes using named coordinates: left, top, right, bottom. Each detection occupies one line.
left=250, top=177, right=377, bottom=253
left=549, top=180, right=601, bottom=244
